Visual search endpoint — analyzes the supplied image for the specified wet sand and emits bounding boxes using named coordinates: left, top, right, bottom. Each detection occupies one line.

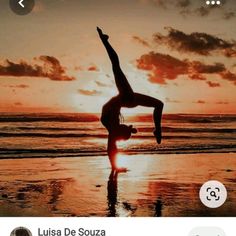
left=0, top=153, right=235, bottom=217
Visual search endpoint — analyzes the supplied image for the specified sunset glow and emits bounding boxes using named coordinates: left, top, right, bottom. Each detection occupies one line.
left=0, top=0, right=236, bottom=113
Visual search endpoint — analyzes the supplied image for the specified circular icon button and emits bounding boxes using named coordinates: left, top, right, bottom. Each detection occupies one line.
left=9, top=0, right=35, bottom=16
left=10, top=226, right=32, bottom=236
left=199, top=180, right=227, bottom=208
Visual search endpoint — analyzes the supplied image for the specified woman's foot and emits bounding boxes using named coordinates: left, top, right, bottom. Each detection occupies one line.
left=97, top=27, right=109, bottom=41
left=153, top=128, right=162, bottom=144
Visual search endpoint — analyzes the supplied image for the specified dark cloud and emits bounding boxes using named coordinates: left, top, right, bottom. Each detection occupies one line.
left=206, top=81, right=221, bottom=88
left=176, top=0, right=191, bottom=8
left=195, top=6, right=210, bottom=17
left=194, top=2, right=227, bottom=17
left=191, top=62, right=225, bottom=74
left=78, top=89, right=102, bottom=96
left=144, top=0, right=167, bottom=8
left=142, top=0, right=191, bottom=9
left=0, top=56, right=75, bottom=81
left=220, top=71, right=236, bottom=85
left=191, top=2, right=234, bottom=19
left=223, top=11, right=235, bottom=20
left=142, top=0, right=233, bottom=19
left=136, top=51, right=236, bottom=86
left=188, top=73, right=206, bottom=81
left=153, top=27, right=236, bottom=57
left=133, top=36, right=150, bottom=47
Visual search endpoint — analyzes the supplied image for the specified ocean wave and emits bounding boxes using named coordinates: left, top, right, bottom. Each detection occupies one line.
left=0, top=144, right=235, bottom=159
left=2, top=126, right=235, bottom=134
left=0, top=132, right=235, bottom=139
left=0, top=113, right=99, bottom=123
left=0, top=113, right=236, bottom=123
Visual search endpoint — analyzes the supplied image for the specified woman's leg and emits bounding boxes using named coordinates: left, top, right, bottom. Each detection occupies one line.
left=97, top=27, right=134, bottom=100
left=133, top=93, right=164, bottom=144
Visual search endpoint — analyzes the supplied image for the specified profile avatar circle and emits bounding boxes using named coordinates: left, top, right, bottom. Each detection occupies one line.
left=199, top=180, right=227, bottom=208
left=10, top=227, right=32, bottom=236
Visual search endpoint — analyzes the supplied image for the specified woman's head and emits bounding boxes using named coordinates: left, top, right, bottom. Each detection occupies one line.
left=15, top=228, right=30, bottom=236
left=114, top=124, right=137, bottom=141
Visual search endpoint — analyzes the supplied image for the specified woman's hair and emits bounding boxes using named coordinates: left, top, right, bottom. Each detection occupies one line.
left=116, top=124, right=137, bottom=141
left=15, top=228, right=30, bottom=236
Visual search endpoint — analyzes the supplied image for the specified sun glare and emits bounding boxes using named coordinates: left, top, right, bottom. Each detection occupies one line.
left=116, top=154, right=130, bottom=169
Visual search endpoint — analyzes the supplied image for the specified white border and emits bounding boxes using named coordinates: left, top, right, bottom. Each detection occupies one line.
left=1, top=217, right=236, bottom=235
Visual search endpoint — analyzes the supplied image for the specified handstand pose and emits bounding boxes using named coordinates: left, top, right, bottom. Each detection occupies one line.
left=97, top=27, right=164, bottom=171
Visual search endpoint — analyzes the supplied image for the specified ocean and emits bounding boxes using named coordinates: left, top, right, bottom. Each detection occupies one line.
left=0, top=113, right=236, bottom=159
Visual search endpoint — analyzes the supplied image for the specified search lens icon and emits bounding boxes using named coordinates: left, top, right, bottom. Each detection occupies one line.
left=210, top=191, right=217, bottom=198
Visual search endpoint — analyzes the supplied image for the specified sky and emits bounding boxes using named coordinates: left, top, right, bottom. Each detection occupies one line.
left=0, top=0, right=236, bottom=113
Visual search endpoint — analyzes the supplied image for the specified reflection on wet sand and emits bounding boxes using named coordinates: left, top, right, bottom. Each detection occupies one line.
left=0, top=178, right=73, bottom=216
left=107, top=171, right=118, bottom=216
left=0, top=153, right=235, bottom=216
left=107, top=170, right=137, bottom=217
left=154, top=199, right=163, bottom=217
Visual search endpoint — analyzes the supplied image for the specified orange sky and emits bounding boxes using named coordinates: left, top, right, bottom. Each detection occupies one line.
left=0, top=0, right=236, bottom=114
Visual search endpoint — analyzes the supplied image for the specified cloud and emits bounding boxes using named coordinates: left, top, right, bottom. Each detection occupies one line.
left=38, top=56, right=75, bottom=81
left=0, top=56, right=75, bottom=81
left=206, top=81, right=221, bottom=88
left=223, top=12, right=235, bottom=20
left=216, top=101, right=229, bottom=105
left=220, top=71, right=236, bottom=85
left=176, top=0, right=191, bottom=8
left=133, top=36, right=150, bottom=47
left=74, top=65, right=83, bottom=71
left=165, top=97, right=181, bottom=103
left=136, top=52, right=188, bottom=84
left=78, top=89, right=102, bottom=96
left=195, top=6, right=210, bottom=17
left=3, top=84, right=29, bottom=89
left=14, top=102, right=23, bottom=106
left=141, top=0, right=234, bottom=20
left=153, top=27, right=236, bottom=57
left=136, top=51, right=236, bottom=86
left=195, top=100, right=206, bottom=104
left=140, top=0, right=191, bottom=9
left=88, top=65, right=99, bottom=72
left=95, top=81, right=112, bottom=88
left=191, top=62, right=226, bottom=74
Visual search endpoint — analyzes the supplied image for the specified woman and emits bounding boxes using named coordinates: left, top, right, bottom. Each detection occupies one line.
left=97, top=27, right=164, bottom=171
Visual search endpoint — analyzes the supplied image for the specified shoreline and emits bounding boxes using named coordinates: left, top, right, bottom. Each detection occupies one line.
left=0, top=149, right=236, bottom=160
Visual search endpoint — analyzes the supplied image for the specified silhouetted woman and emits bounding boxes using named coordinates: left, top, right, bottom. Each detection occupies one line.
left=97, top=27, right=164, bottom=171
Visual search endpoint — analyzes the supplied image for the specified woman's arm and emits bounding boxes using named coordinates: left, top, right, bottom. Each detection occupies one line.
left=107, top=135, right=118, bottom=170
